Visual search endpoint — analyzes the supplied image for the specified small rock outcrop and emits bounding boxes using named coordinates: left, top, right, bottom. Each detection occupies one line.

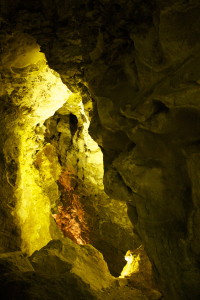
left=0, top=239, right=112, bottom=300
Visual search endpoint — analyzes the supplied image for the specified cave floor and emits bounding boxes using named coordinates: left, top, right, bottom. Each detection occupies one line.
left=96, top=278, right=162, bottom=300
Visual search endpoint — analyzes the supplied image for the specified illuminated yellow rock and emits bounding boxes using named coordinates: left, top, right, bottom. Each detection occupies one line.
left=1, top=32, right=71, bottom=255
left=58, top=93, right=104, bottom=189
left=30, top=238, right=115, bottom=292
left=120, top=249, right=140, bottom=278
left=120, top=246, right=153, bottom=281
left=120, top=246, right=162, bottom=299
left=0, top=29, right=138, bottom=277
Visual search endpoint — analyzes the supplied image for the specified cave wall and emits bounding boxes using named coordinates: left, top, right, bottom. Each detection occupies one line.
left=0, top=29, right=137, bottom=280
left=42, top=92, right=139, bottom=275
left=1, top=0, right=200, bottom=299
left=0, top=31, right=72, bottom=254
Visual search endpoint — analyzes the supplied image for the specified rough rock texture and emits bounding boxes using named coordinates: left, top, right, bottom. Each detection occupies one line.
left=0, top=240, right=106, bottom=300
left=30, top=238, right=114, bottom=292
left=0, top=10, right=140, bottom=298
left=0, top=31, right=71, bottom=256
left=1, top=0, right=200, bottom=299
left=0, top=27, right=137, bottom=279
left=44, top=98, right=139, bottom=275
left=0, top=239, right=151, bottom=300
left=120, top=246, right=162, bottom=300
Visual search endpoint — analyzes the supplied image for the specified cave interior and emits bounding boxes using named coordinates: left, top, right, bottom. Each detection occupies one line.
left=0, top=1, right=200, bottom=300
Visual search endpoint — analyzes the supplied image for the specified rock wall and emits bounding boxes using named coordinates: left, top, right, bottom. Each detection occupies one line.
left=0, top=22, right=144, bottom=300
left=1, top=0, right=200, bottom=299
left=0, top=238, right=114, bottom=300
left=0, top=17, right=137, bottom=280
left=0, top=31, right=71, bottom=254
left=42, top=92, right=138, bottom=275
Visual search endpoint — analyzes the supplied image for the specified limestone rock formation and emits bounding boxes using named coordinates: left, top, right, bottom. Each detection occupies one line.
left=30, top=238, right=114, bottom=292
left=120, top=245, right=162, bottom=300
left=0, top=23, right=137, bottom=280
left=1, top=0, right=200, bottom=299
left=0, top=241, right=102, bottom=300
left=0, top=239, right=151, bottom=300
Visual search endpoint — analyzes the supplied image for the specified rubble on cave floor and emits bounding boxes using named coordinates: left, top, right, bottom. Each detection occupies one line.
left=0, top=240, right=162, bottom=300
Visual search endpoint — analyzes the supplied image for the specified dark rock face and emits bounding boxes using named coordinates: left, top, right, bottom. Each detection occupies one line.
left=1, top=0, right=200, bottom=299
left=0, top=241, right=102, bottom=300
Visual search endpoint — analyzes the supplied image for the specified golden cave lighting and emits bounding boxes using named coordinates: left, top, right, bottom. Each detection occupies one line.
left=125, top=252, right=134, bottom=263
left=120, top=249, right=140, bottom=278
left=53, top=169, right=90, bottom=245
left=12, top=49, right=72, bottom=255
